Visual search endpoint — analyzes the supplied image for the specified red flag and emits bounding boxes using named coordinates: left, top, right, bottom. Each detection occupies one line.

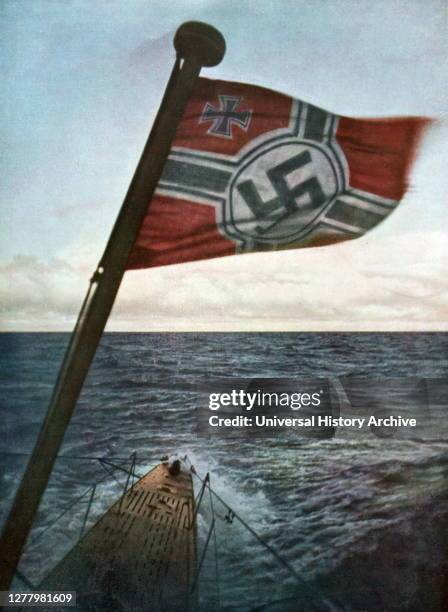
left=127, top=78, right=428, bottom=270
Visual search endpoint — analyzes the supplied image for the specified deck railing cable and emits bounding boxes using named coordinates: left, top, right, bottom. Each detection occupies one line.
left=190, top=468, right=329, bottom=608
left=208, top=476, right=221, bottom=611
left=21, top=453, right=144, bottom=551
left=189, top=471, right=222, bottom=609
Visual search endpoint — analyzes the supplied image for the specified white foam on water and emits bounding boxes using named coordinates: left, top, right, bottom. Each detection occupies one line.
left=177, top=448, right=273, bottom=533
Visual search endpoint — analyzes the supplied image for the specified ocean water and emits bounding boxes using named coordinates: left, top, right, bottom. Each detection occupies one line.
left=0, top=332, right=447, bottom=611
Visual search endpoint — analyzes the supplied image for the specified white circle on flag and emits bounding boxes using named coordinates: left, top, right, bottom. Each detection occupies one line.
left=226, top=140, right=344, bottom=243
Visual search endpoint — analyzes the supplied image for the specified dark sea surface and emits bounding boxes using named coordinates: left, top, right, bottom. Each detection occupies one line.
left=0, top=332, right=447, bottom=611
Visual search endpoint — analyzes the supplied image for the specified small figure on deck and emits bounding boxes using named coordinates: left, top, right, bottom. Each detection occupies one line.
left=161, top=453, right=188, bottom=476
left=168, top=457, right=181, bottom=476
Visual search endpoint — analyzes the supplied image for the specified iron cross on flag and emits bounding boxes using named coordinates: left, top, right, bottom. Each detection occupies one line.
left=200, top=95, right=252, bottom=138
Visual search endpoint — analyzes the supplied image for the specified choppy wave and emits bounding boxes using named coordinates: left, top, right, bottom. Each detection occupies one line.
left=0, top=332, right=447, bottom=611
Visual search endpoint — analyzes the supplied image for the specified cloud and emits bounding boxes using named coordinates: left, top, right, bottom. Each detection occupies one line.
left=2, top=230, right=446, bottom=331
left=0, top=255, right=87, bottom=331
left=1, top=2, right=446, bottom=332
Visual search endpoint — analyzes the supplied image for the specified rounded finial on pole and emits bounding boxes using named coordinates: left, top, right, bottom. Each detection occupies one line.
left=0, top=21, right=225, bottom=594
left=174, top=21, right=226, bottom=67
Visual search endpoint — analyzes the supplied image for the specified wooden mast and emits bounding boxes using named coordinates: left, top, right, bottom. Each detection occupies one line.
left=0, top=22, right=225, bottom=591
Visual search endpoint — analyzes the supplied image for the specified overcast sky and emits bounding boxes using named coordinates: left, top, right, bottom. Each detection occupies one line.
left=1, top=0, right=447, bottom=331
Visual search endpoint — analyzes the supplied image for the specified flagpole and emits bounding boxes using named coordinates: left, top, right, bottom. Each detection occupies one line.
left=0, top=21, right=225, bottom=591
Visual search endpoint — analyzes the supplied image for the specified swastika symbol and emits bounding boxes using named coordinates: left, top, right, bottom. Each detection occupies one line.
left=236, top=150, right=326, bottom=234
